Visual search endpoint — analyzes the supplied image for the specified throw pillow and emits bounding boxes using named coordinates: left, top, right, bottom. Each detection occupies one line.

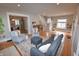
left=38, top=43, right=51, bottom=53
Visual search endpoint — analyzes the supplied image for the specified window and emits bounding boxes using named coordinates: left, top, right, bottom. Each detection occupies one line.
left=15, top=20, right=20, bottom=25
left=57, top=19, right=67, bottom=29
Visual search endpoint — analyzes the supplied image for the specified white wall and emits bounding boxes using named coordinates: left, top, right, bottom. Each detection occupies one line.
left=72, top=6, right=79, bottom=55
left=0, top=10, right=10, bottom=35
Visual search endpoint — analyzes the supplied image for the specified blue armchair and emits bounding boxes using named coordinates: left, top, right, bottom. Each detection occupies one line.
left=30, top=34, right=63, bottom=56
left=31, top=36, right=42, bottom=47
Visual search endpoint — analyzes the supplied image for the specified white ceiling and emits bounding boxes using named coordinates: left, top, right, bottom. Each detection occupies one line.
left=0, top=3, right=78, bottom=16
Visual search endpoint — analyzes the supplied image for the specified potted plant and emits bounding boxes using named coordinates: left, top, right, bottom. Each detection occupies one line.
left=0, top=16, right=4, bottom=38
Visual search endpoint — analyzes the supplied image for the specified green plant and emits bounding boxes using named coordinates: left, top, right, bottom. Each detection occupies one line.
left=0, top=17, right=4, bottom=34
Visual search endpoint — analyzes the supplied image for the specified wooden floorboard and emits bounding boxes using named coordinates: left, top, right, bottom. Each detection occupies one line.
left=61, top=33, right=72, bottom=56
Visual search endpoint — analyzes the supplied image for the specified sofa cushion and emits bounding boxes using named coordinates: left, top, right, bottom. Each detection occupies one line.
left=38, top=43, right=51, bottom=53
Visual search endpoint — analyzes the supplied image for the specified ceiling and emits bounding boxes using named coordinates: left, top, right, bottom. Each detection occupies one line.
left=0, top=3, right=78, bottom=16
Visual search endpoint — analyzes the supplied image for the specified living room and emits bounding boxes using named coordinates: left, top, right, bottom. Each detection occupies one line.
left=0, top=3, right=79, bottom=56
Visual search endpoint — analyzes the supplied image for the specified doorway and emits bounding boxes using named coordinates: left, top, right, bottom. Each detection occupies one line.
left=9, top=15, right=28, bottom=34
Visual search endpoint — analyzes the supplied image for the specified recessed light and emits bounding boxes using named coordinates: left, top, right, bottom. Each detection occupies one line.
left=17, top=4, right=20, bottom=7
left=57, top=3, right=60, bottom=5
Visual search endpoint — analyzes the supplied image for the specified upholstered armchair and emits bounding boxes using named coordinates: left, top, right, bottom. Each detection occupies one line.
left=30, top=34, right=63, bottom=56
left=31, top=36, right=42, bottom=47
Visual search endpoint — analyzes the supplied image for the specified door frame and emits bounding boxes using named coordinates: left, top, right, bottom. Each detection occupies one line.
left=7, top=12, right=30, bottom=34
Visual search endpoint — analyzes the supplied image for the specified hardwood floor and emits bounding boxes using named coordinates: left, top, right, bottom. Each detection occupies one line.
left=60, top=32, right=72, bottom=56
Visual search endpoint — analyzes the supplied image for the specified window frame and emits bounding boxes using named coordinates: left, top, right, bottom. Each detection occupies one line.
left=56, top=19, right=67, bottom=29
